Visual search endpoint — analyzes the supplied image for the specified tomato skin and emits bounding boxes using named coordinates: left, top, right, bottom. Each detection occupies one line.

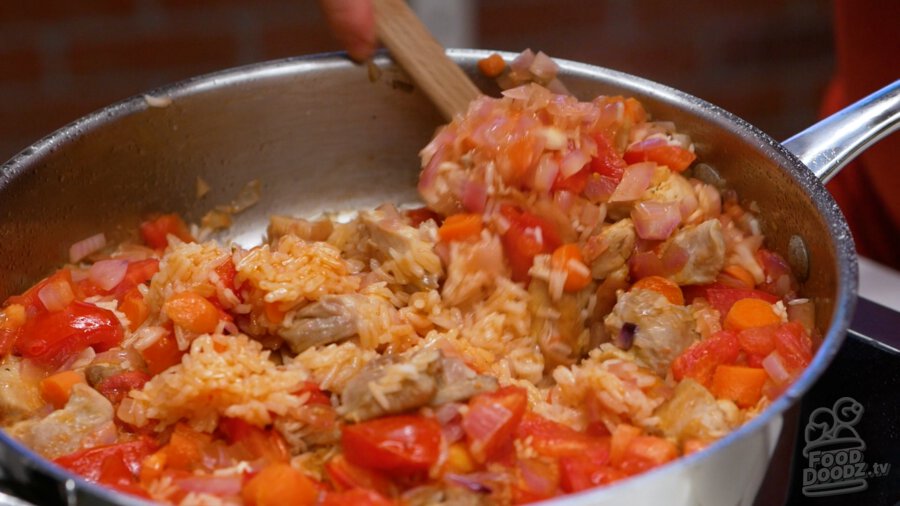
left=516, top=412, right=606, bottom=460
left=342, top=415, right=442, bottom=473
left=737, top=325, right=778, bottom=357
left=404, top=206, right=442, bottom=227
left=623, top=138, right=696, bottom=172
left=671, top=330, right=740, bottom=386
left=500, top=206, right=561, bottom=282
left=7, top=269, right=77, bottom=316
left=513, top=457, right=559, bottom=504
left=686, top=285, right=781, bottom=318
left=114, top=259, right=160, bottom=298
left=618, top=436, right=678, bottom=476
left=295, top=381, right=331, bottom=406
left=15, top=301, right=123, bottom=367
left=325, top=454, right=395, bottom=498
left=589, top=133, right=627, bottom=180
left=217, top=417, right=290, bottom=464
left=140, top=214, right=194, bottom=249
left=54, top=437, right=156, bottom=496
left=96, top=371, right=151, bottom=404
left=463, top=386, right=528, bottom=463
left=774, top=321, right=813, bottom=370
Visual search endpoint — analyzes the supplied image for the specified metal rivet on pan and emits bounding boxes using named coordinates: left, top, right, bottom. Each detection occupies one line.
left=788, top=235, right=810, bottom=281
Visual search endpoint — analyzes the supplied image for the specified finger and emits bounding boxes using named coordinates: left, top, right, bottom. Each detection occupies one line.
left=318, top=0, right=376, bottom=62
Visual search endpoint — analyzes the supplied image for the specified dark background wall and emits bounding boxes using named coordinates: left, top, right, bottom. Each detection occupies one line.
left=0, top=0, right=834, bottom=161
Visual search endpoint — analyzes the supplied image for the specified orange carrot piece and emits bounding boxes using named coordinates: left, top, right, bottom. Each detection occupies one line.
left=438, top=213, right=483, bottom=242
left=551, top=244, right=591, bottom=292
left=477, top=53, right=506, bottom=78
left=119, top=288, right=149, bottom=331
left=264, top=302, right=287, bottom=325
left=710, top=365, right=769, bottom=408
left=161, top=424, right=211, bottom=471
left=40, top=370, right=85, bottom=409
left=163, top=291, right=219, bottom=334
left=724, top=298, right=781, bottom=331
left=632, top=275, right=684, bottom=305
left=242, top=463, right=318, bottom=506
left=721, top=265, right=756, bottom=288
left=141, top=333, right=183, bottom=375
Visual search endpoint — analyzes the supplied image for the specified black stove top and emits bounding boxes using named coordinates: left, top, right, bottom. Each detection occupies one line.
left=757, top=297, right=900, bottom=506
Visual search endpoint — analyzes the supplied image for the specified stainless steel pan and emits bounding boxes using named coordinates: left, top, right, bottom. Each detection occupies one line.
left=0, top=50, right=897, bottom=505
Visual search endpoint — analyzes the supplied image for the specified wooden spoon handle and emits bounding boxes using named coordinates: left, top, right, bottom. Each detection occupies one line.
left=372, top=0, right=481, bottom=120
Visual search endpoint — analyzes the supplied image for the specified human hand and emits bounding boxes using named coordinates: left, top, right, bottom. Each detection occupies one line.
left=317, top=0, right=376, bottom=62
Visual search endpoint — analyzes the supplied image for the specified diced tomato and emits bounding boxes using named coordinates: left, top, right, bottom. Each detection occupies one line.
left=294, top=381, right=331, bottom=406
left=624, top=137, right=696, bottom=172
left=560, top=458, right=625, bottom=493
left=320, top=489, right=394, bottom=506
left=139, top=214, right=194, bottom=250
left=55, top=437, right=157, bottom=497
left=462, top=386, right=527, bottom=463
left=325, top=454, right=395, bottom=498
left=774, top=321, right=813, bottom=371
left=213, top=259, right=237, bottom=292
left=516, top=412, right=606, bottom=459
left=701, top=285, right=781, bottom=318
left=618, top=435, right=678, bottom=475
left=157, top=423, right=212, bottom=471
left=737, top=325, right=778, bottom=357
left=589, top=133, right=627, bottom=180
left=119, top=288, right=150, bottom=331
left=500, top=205, right=561, bottom=282
left=141, top=331, right=183, bottom=375
left=218, top=417, right=290, bottom=464
left=342, top=415, right=442, bottom=473
left=404, top=206, right=442, bottom=227
left=95, top=371, right=151, bottom=404
left=553, top=167, right=591, bottom=194
left=512, top=457, right=559, bottom=504
left=15, top=301, right=123, bottom=367
left=671, top=330, right=740, bottom=386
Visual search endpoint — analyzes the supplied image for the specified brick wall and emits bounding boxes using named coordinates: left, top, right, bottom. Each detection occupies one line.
left=0, top=0, right=833, bottom=161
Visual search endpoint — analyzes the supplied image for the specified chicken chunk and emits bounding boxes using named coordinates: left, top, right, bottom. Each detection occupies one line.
left=583, top=219, right=636, bottom=280
left=0, top=357, right=43, bottom=425
left=7, top=384, right=114, bottom=459
left=361, top=206, right=443, bottom=290
left=268, top=215, right=334, bottom=243
left=529, top=280, right=592, bottom=368
left=662, top=219, right=726, bottom=285
left=442, top=232, right=505, bottom=307
left=605, top=289, right=698, bottom=375
left=278, top=295, right=365, bottom=353
left=340, top=348, right=497, bottom=422
left=656, top=379, right=736, bottom=441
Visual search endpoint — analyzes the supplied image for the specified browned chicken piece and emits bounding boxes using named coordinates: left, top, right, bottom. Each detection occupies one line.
left=605, top=288, right=698, bottom=375
left=340, top=348, right=497, bottom=422
left=662, top=218, right=726, bottom=285
left=528, top=280, right=592, bottom=368
left=268, top=215, right=334, bottom=243
left=0, top=357, right=43, bottom=425
left=589, top=265, right=630, bottom=347
left=583, top=219, right=636, bottom=280
left=441, top=233, right=505, bottom=307
left=7, top=384, right=114, bottom=459
left=360, top=206, right=443, bottom=290
left=277, top=294, right=366, bottom=353
left=656, top=379, right=736, bottom=440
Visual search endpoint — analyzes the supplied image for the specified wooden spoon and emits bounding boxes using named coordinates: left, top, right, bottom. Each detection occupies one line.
left=372, top=0, right=482, bottom=120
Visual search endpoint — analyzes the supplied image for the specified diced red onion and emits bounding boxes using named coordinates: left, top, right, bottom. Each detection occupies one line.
left=553, top=190, right=575, bottom=213
left=69, top=233, right=106, bottom=263
left=609, top=162, right=655, bottom=202
left=461, top=180, right=488, bottom=213
left=501, top=85, right=531, bottom=100
left=88, top=259, right=129, bottom=291
left=38, top=280, right=74, bottom=312
left=532, top=155, right=560, bottom=192
left=418, top=146, right=445, bottom=202
left=510, top=49, right=536, bottom=73
left=762, top=351, right=792, bottom=385
left=445, top=473, right=494, bottom=494
left=529, top=51, right=559, bottom=82
left=629, top=250, right=666, bottom=280
left=546, top=78, right=571, bottom=95
left=614, top=323, right=636, bottom=350
left=632, top=201, right=681, bottom=240
left=584, top=175, right=618, bottom=203
left=559, top=150, right=591, bottom=178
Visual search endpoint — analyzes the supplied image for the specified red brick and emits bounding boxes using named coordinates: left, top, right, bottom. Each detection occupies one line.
left=0, top=47, right=42, bottom=83
left=67, top=32, right=238, bottom=75
left=0, top=0, right=135, bottom=22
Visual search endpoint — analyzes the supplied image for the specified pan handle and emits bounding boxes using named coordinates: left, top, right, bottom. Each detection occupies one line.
left=782, top=80, right=900, bottom=183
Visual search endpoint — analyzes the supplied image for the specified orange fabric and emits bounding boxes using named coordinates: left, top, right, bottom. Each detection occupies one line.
left=823, top=0, right=900, bottom=269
